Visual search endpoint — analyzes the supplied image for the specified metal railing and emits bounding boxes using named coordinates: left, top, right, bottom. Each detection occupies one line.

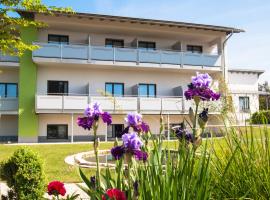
left=33, top=42, right=221, bottom=67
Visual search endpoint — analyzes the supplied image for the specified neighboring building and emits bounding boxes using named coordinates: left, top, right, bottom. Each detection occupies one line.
left=228, top=69, right=264, bottom=124
left=0, top=11, right=246, bottom=143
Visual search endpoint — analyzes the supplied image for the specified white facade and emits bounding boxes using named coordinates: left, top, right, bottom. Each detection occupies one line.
left=228, top=69, right=264, bottom=124
left=2, top=11, right=259, bottom=142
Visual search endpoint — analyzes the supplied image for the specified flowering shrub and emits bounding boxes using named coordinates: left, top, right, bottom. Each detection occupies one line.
left=102, top=188, right=126, bottom=200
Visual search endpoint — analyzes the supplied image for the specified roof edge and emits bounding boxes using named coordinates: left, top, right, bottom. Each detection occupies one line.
left=18, top=10, right=245, bottom=34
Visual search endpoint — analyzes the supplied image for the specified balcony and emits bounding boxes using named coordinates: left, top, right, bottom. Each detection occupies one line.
left=0, top=98, right=18, bottom=114
left=32, top=43, right=221, bottom=68
left=35, top=95, right=186, bottom=114
left=0, top=53, right=19, bottom=63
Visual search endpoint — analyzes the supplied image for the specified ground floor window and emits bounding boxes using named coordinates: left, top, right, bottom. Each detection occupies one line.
left=47, top=124, right=68, bottom=139
left=239, top=96, right=250, bottom=112
left=107, top=124, right=124, bottom=138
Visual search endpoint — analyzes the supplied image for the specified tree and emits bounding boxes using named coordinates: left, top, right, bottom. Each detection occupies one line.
left=0, top=0, right=73, bottom=56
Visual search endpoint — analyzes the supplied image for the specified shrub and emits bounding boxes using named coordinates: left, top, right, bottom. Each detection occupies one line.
left=0, top=147, right=45, bottom=200
left=251, top=110, right=270, bottom=124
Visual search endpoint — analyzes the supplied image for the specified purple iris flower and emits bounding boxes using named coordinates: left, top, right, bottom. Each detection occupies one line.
left=175, top=123, right=194, bottom=143
left=134, top=150, right=148, bottom=162
left=184, top=73, right=221, bottom=102
left=192, top=72, right=212, bottom=87
left=124, top=112, right=150, bottom=133
left=122, top=132, right=143, bottom=151
left=77, top=117, right=94, bottom=130
left=111, top=145, right=125, bottom=160
left=125, top=112, right=142, bottom=127
left=77, top=102, right=112, bottom=130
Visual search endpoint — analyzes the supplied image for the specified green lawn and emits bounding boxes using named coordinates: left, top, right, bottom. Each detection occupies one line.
left=0, top=126, right=269, bottom=183
left=0, top=141, right=178, bottom=183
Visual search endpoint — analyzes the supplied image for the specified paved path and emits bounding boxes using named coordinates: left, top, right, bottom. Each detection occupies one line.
left=0, top=182, right=90, bottom=199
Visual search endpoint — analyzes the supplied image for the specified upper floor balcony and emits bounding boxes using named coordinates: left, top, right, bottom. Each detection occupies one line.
left=0, top=98, right=18, bottom=114
left=0, top=53, right=19, bottom=67
left=32, top=43, right=222, bottom=70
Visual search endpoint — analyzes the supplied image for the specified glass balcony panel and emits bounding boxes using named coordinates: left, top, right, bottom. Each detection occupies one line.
left=183, top=52, right=220, bottom=66
left=33, top=43, right=61, bottom=58
left=0, top=54, right=19, bottom=62
left=139, top=50, right=160, bottom=63
left=115, top=48, right=137, bottom=62
left=62, top=45, right=88, bottom=60
left=91, top=46, right=114, bottom=61
left=161, top=51, right=181, bottom=65
left=0, top=98, right=18, bottom=111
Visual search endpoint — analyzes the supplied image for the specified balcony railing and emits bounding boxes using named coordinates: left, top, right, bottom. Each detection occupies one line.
left=33, top=43, right=221, bottom=67
left=0, top=53, right=19, bottom=62
left=0, top=98, right=18, bottom=112
left=35, top=95, right=187, bottom=114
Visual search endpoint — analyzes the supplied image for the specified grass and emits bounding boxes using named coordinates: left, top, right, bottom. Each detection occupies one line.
left=0, top=126, right=269, bottom=183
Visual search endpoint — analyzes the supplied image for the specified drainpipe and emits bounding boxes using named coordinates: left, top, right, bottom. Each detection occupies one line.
left=222, top=31, right=234, bottom=82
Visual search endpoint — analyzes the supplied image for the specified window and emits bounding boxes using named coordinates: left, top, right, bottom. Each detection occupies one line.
left=138, top=41, right=156, bottom=50
left=47, top=125, right=68, bottom=139
left=48, top=34, right=69, bottom=44
left=107, top=124, right=124, bottom=138
left=105, top=39, right=124, bottom=48
left=105, top=83, right=124, bottom=97
left=47, top=81, right=68, bottom=95
left=187, top=45, right=203, bottom=53
left=0, top=83, right=18, bottom=98
left=239, top=97, right=250, bottom=112
left=139, top=84, right=156, bottom=97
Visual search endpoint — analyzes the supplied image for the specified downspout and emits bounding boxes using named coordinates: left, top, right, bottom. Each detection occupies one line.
left=222, top=31, right=234, bottom=81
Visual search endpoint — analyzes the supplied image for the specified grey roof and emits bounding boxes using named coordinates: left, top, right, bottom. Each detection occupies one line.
left=20, top=10, right=244, bottom=34
left=229, top=68, right=265, bottom=75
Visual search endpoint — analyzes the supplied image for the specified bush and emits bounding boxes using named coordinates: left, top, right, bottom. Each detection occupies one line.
left=0, top=147, right=45, bottom=200
left=251, top=110, right=270, bottom=124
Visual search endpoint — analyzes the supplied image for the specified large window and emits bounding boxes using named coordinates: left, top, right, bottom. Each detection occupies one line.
left=105, top=39, right=124, bottom=48
left=139, top=84, right=156, bottom=97
left=47, top=125, right=68, bottom=139
left=187, top=45, right=203, bottom=53
left=48, top=34, right=69, bottom=44
left=107, top=124, right=124, bottom=138
left=239, top=96, right=250, bottom=112
left=105, top=83, right=124, bottom=97
left=0, top=83, right=18, bottom=98
left=138, top=41, right=156, bottom=50
left=47, top=81, right=68, bottom=95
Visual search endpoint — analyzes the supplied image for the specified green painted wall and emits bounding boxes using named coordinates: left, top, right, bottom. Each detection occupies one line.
left=18, top=26, right=38, bottom=139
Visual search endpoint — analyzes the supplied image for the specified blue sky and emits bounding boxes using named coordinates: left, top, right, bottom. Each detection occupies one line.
left=43, top=0, right=270, bottom=82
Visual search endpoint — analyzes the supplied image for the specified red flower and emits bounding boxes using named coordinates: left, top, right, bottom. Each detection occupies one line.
left=102, top=188, right=126, bottom=200
left=47, top=181, right=66, bottom=196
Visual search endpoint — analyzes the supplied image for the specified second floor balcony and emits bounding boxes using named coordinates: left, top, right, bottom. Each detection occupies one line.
left=32, top=43, right=222, bottom=69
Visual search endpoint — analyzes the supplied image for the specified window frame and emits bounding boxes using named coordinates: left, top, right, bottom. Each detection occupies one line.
left=105, top=82, right=124, bottom=97
left=47, top=80, right=69, bottom=95
left=107, top=124, right=124, bottom=138
left=105, top=38, right=124, bottom=48
left=0, top=83, right=18, bottom=98
left=48, top=34, right=69, bottom=44
left=239, top=96, right=250, bottom=112
left=138, top=83, right=157, bottom=97
left=138, top=41, right=156, bottom=50
left=186, top=45, right=203, bottom=54
left=47, top=124, right=68, bottom=140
